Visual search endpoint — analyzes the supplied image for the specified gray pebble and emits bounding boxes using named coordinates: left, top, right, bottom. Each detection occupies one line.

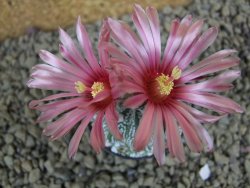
left=28, top=168, right=41, bottom=183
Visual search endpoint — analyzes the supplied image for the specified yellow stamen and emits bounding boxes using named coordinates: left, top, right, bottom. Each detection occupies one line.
left=155, top=66, right=182, bottom=96
left=171, top=66, right=182, bottom=80
left=91, top=82, right=104, bottom=98
left=74, top=81, right=86, bottom=93
left=155, top=74, right=174, bottom=95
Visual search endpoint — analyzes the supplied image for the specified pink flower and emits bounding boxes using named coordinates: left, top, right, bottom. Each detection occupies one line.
left=107, top=4, right=243, bottom=165
left=27, top=18, right=123, bottom=158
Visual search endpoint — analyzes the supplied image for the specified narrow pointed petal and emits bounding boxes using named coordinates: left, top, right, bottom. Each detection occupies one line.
left=170, top=19, right=204, bottom=69
left=59, top=28, right=88, bottom=70
left=175, top=92, right=244, bottom=114
left=90, top=111, right=105, bottom=153
left=98, top=20, right=111, bottom=67
left=180, top=56, right=240, bottom=83
left=162, top=107, right=185, bottom=162
left=163, top=15, right=192, bottom=68
left=134, top=102, right=155, bottom=151
left=162, top=19, right=180, bottom=68
left=177, top=70, right=240, bottom=92
left=173, top=102, right=214, bottom=151
left=108, top=18, right=148, bottom=71
left=177, top=102, right=226, bottom=123
left=28, top=92, right=80, bottom=109
left=179, top=27, right=218, bottom=70
left=105, top=104, right=123, bottom=140
left=68, top=112, right=94, bottom=159
left=77, top=17, right=101, bottom=72
left=182, top=49, right=237, bottom=77
left=43, top=109, right=86, bottom=139
left=123, top=94, right=147, bottom=109
left=146, top=6, right=161, bottom=66
left=27, top=78, right=75, bottom=92
left=39, top=50, right=85, bottom=79
left=152, top=107, right=165, bottom=165
left=170, top=105, right=203, bottom=152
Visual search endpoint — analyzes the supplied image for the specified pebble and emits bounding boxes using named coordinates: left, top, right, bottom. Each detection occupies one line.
left=21, top=160, right=33, bottom=171
left=4, top=156, right=13, bottom=167
left=28, top=168, right=41, bottom=183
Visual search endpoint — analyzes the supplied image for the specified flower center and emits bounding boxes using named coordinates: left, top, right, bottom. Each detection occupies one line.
left=91, top=82, right=105, bottom=98
left=74, top=81, right=86, bottom=93
left=155, top=66, right=182, bottom=96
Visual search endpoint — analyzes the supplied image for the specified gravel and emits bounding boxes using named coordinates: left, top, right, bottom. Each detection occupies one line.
left=0, top=0, right=250, bottom=187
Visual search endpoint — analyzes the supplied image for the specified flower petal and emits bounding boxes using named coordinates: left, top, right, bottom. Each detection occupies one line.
left=123, top=94, right=147, bottom=109
left=152, top=106, right=165, bottom=165
left=68, top=112, right=94, bottom=159
left=175, top=92, right=244, bottom=114
left=182, top=49, right=237, bottom=77
left=77, top=17, right=101, bottom=73
left=90, top=111, right=105, bottom=153
left=134, top=102, right=155, bottom=151
left=179, top=27, right=218, bottom=70
left=172, top=101, right=214, bottom=152
left=177, top=70, right=240, bottom=92
left=169, top=105, right=203, bottom=152
left=105, top=103, right=123, bottom=140
left=162, top=106, right=185, bottom=162
left=180, top=56, right=240, bottom=83
left=162, top=15, right=192, bottom=69
left=28, top=92, right=80, bottom=109
left=169, top=19, right=204, bottom=69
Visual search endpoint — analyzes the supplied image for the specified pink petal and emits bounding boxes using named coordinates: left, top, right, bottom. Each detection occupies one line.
left=68, top=112, right=94, bottom=159
left=98, top=20, right=111, bottom=67
left=180, top=56, right=240, bottom=83
left=28, top=92, right=80, bottom=109
left=177, top=70, right=240, bottom=92
left=169, top=19, right=204, bottom=69
left=146, top=6, right=161, bottom=66
left=177, top=102, right=226, bottom=123
left=162, top=19, right=180, bottom=69
left=175, top=92, right=244, bottom=114
left=90, top=111, right=105, bottom=153
left=59, top=44, right=94, bottom=80
left=169, top=105, right=203, bottom=152
left=43, top=109, right=86, bottom=139
left=152, top=106, right=165, bottom=165
left=108, top=18, right=148, bottom=72
left=76, top=17, right=101, bottom=73
left=121, top=80, right=145, bottom=94
left=173, top=101, right=214, bottom=151
left=182, top=49, right=237, bottom=77
left=59, top=28, right=89, bottom=71
left=27, top=78, right=75, bottom=92
left=134, top=102, right=155, bottom=151
left=105, top=103, right=123, bottom=140
left=123, top=94, right=147, bottom=109
left=132, top=4, right=156, bottom=68
left=162, top=106, right=185, bottom=162
left=110, top=58, right=144, bottom=84
left=163, top=15, right=192, bottom=69
left=36, top=98, right=84, bottom=122
left=31, top=64, right=80, bottom=83
left=179, top=27, right=218, bottom=70
left=39, top=50, right=84, bottom=78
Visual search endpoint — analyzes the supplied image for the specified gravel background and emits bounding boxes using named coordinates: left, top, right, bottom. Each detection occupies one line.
left=0, top=0, right=250, bottom=187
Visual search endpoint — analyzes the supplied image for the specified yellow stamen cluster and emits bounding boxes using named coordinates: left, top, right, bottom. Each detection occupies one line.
left=171, top=66, right=182, bottom=80
left=156, top=74, right=174, bottom=95
left=74, top=81, right=86, bottom=93
left=155, top=66, right=182, bottom=96
left=91, top=82, right=105, bottom=98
